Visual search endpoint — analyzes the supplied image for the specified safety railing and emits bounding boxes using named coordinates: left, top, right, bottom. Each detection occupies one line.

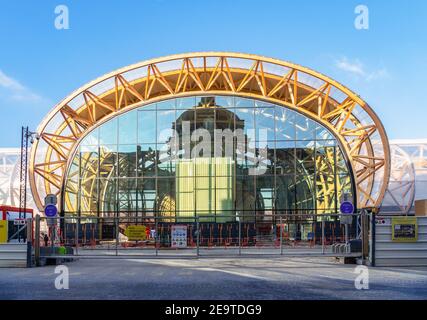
left=34, top=212, right=368, bottom=261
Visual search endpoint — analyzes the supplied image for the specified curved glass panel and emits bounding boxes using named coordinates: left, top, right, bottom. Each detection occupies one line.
left=64, top=95, right=354, bottom=220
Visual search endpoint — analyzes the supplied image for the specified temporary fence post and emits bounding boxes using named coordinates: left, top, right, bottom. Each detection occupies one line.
left=280, top=216, right=283, bottom=255
left=345, top=223, right=349, bottom=246
left=75, top=217, right=79, bottom=255
left=50, top=219, right=55, bottom=254
left=196, top=217, right=200, bottom=257
left=155, top=217, right=158, bottom=257
left=238, top=218, right=241, bottom=256
left=370, top=211, right=376, bottom=267
left=361, top=211, right=365, bottom=265
left=26, top=218, right=32, bottom=244
left=34, top=215, right=40, bottom=266
left=321, top=219, right=325, bottom=255
left=115, top=216, right=119, bottom=256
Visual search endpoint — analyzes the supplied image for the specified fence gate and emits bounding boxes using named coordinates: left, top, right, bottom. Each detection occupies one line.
left=34, top=213, right=367, bottom=263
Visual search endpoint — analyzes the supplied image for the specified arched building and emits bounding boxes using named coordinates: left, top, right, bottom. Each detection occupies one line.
left=28, top=53, right=391, bottom=222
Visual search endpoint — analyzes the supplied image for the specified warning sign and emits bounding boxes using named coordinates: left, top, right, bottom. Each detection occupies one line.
left=171, top=225, right=187, bottom=248
left=0, top=220, right=7, bottom=243
left=125, top=225, right=147, bottom=241
left=392, top=217, right=418, bottom=242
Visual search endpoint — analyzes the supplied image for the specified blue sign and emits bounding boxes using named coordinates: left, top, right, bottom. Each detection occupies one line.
left=44, top=204, right=58, bottom=217
left=340, top=201, right=354, bottom=214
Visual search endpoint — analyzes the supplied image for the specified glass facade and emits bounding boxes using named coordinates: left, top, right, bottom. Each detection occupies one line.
left=63, top=95, right=354, bottom=221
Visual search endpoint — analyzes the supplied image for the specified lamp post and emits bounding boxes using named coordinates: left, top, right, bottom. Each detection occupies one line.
left=18, top=126, right=38, bottom=242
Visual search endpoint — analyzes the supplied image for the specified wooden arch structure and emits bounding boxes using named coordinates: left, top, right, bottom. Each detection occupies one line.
left=29, top=52, right=390, bottom=212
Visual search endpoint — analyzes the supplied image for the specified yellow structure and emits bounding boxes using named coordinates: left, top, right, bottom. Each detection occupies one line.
left=176, top=158, right=234, bottom=222
left=0, top=221, right=7, bottom=243
left=28, top=52, right=390, bottom=215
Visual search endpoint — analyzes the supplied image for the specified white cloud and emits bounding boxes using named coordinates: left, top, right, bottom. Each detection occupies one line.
left=335, top=57, right=390, bottom=82
left=0, top=69, right=42, bottom=102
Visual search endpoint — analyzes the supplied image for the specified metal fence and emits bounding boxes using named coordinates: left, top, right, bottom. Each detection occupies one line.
left=373, top=216, right=427, bottom=266
left=33, top=212, right=368, bottom=262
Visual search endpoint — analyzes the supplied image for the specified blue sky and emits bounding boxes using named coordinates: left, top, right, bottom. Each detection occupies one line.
left=0, top=0, right=426, bottom=147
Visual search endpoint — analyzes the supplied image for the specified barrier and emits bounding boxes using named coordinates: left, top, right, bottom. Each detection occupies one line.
left=33, top=213, right=365, bottom=261
left=373, top=216, right=427, bottom=266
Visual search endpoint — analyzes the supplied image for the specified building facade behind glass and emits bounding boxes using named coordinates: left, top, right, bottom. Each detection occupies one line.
left=63, top=95, right=354, bottom=221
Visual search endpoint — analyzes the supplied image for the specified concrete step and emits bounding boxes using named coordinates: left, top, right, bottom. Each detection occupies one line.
left=0, top=243, right=27, bottom=252
left=0, top=259, right=27, bottom=268
left=0, top=243, right=28, bottom=268
left=0, top=251, right=26, bottom=259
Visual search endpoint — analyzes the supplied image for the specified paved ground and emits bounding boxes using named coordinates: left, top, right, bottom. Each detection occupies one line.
left=1, top=257, right=427, bottom=300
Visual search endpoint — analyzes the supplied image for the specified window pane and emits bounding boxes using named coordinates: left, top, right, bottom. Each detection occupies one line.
left=158, top=177, right=176, bottom=218
left=157, top=109, right=176, bottom=144
left=176, top=97, right=196, bottom=110
left=315, top=145, right=335, bottom=176
left=276, top=141, right=295, bottom=174
left=81, top=128, right=99, bottom=146
left=118, top=110, right=137, bottom=144
left=235, top=97, right=254, bottom=108
left=118, top=145, right=137, bottom=177
left=99, top=118, right=117, bottom=145
left=235, top=107, right=255, bottom=134
left=137, top=144, right=157, bottom=177
left=256, top=176, right=275, bottom=212
left=118, top=178, right=137, bottom=212
left=275, top=107, right=295, bottom=140
left=157, top=99, right=175, bottom=110
left=138, top=110, right=156, bottom=143
left=275, top=175, right=296, bottom=210
left=295, top=174, right=315, bottom=210
left=99, top=178, right=116, bottom=215
left=296, top=141, right=315, bottom=175
left=137, top=178, right=156, bottom=212
left=99, top=145, right=117, bottom=178
left=236, top=175, right=255, bottom=217
left=255, top=107, right=275, bottom=141
left=295, top=113, right=316, bottom=140
left=316, top=174, right=337, bottom=213
left=80, top=145, right=98, bottom=178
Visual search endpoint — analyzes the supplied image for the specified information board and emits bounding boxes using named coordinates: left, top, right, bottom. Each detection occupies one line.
left=125, top=225, right=147, bottom=241
left=392, top=217, right=418, bottom=242
left=171, top=225, right=187, bottom=248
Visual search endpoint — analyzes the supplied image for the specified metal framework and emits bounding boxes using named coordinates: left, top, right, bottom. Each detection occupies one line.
left=19, top=126, right=31, bottom=220
left=0, top=148, right=20, bottom=206
left=380, top=144, right=415, bottom=215
left=29, top=52, right=390, bottom=212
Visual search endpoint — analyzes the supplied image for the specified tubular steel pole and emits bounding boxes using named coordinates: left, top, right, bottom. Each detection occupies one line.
left=35, top=215, right=40, bottom=266
left=371, top=212, right=376, bottom=267
left=238, top=219, right=241, bottom=256
left=26, top=218, right=32, bottom=245
left=155, top=217, right=158, bottom=257
left=345, top=223, right=349, bottom=253
left=196, top=217, right=200, bottom=257
left=74, top=218, right=79, bottom=256
left=50, top=220, right=54, bottom=253
left=321, top=219, right=325, bottom=254
left=115, top=216, right=119, bottom=256
left=280, top=216, right=283, bottom=255
left=361, top=211, right=365, bottom=265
